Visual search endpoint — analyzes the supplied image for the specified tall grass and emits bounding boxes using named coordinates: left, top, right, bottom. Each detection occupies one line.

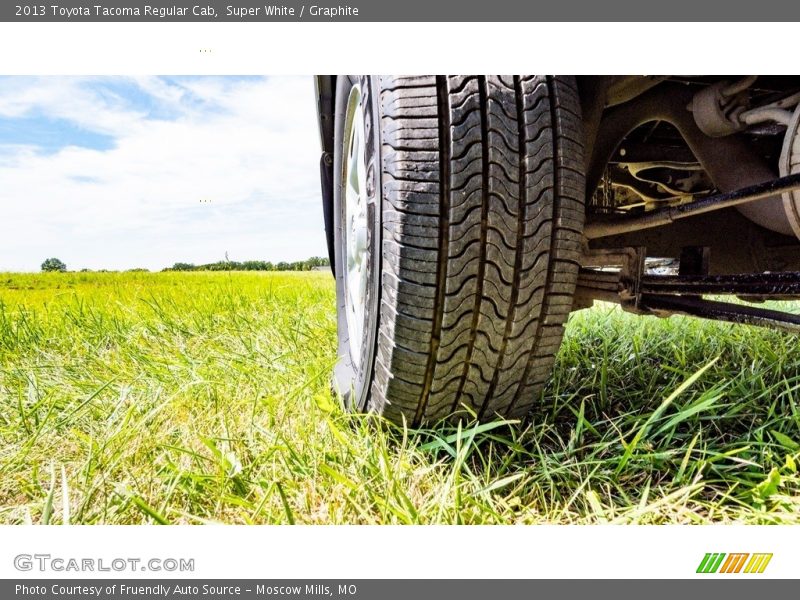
left=0, top=271, right=798, bottom=524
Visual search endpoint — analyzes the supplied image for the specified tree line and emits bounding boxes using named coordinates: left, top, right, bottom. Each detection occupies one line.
left=165, top=257, right=330, bottom=272
left=41, top=256, right=330, bottom=273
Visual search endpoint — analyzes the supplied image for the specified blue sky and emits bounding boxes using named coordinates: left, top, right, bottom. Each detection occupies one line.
left=0, top=76, right=327, bottom=271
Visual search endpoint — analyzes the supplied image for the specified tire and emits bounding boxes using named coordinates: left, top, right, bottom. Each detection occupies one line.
left=332, top=75, right=585, bottom=425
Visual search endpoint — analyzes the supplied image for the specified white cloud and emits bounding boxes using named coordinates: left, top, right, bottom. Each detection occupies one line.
left=0, top=76, right=328, bottom=271
left=0, top=76, right=147, bottom=136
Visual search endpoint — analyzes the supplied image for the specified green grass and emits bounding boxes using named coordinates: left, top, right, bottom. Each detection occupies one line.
left=0, top=271, right=798, bottom=524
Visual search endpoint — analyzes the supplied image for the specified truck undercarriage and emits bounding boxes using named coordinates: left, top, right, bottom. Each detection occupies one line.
left=577, top=76, right=800, bottom=332
left=318, top=75, right=800, bottom=334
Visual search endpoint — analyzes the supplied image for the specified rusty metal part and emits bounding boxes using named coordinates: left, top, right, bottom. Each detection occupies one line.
left=640, top=271, right=800, bottom=297
left=574, top=265, right=800, bottom=332
left=574, top=248, right=645, bottom=310
left=587, top=82, right=796, bottom=236
left=640, top=295, right=800, bottom=333
left=578, top=258, right=800, bottom=297
left=580, top=247, right=643, bottom=279
left=585, top=172, right=800, bottom=239
left=573, top=270, right=625, bottom=309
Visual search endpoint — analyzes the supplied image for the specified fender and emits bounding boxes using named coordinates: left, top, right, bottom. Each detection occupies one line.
left=315, top=75, right=337, bottom=276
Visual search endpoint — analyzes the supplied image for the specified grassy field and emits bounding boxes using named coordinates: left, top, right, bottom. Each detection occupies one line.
left=0, top=271, right=798, bottom=524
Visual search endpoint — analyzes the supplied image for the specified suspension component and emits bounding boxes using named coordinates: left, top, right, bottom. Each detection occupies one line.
left=587, top=81, right=800, bottom=238
left=584, top=172, right=800, bottom=239
left=640, top=295, right=800, bottom=334
left=575, top=264, right=800, bottom=333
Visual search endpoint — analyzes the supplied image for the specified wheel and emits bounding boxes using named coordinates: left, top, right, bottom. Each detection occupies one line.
left=332, top=75, right=585, bottom=424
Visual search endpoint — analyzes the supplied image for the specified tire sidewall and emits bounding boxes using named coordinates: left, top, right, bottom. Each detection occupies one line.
left=332, top=75, right=381, bottom=411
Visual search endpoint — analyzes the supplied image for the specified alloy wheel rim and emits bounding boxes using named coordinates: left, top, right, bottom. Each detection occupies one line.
left=343, top=84, right=369, bottom=367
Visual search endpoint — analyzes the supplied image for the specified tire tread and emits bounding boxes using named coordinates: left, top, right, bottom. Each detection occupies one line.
left=369, top=75, right=585, bottom=424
